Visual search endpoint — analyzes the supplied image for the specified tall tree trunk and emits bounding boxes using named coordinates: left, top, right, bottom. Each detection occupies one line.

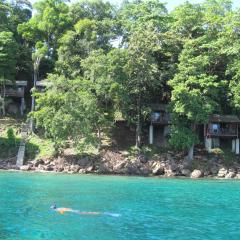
left=30, top=70, right=37, bottom=132
left=187, top=123, right=197, bottom=163
left=2, top=84, right=5, bottom=116
left=187, top=144, right=194, bottom=162
left=97, top=127, right=102, bottom=150
left=135, top=94, right=142, bottom=148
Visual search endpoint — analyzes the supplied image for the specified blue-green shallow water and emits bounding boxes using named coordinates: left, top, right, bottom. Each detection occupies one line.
left=0, top=173, right=240, bottom=240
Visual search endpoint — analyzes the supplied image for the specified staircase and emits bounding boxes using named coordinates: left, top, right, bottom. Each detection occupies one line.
left=16, top=122, right=30, bottom=167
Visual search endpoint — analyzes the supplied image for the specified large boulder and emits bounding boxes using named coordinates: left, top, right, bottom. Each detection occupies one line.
left=63, top=165, right=71, bottom=172
left=77, top=157, right=90, bottom=167
left=217, top=168, right=228, bottom=178
left=165, top=161, right=178, bottom=172
left=31, top=159, right=44, bottom=167
left=112, top=161, right=126, bottom=173
left=139, top=166, right=151, bottom=176
left=152, top=163, right=165, bottom=175
left=190, top=169, right=203, bottom=179
left=138, top=154, right=147, bottom=164
left=20, top=165, right=30, bottom=171
left=79, top=168, right=86, bottom=174
left=181, top=168, right=191, bottom=177
left=235, top=173, right=240, bottom=179
left=55, top=166, right=64, bottom=172
left=165, top=169, right=176, bottom=177
left=210, top=165, right=219, bottom=175
left=44, top=165, right=54, bottom=171
left=225, top=172, right=236, bottom=179
left=125, top=161, right=141, bottom=175
left=204, top=170, right=210, bottom=177
left=85, top=165, right=94, bottom=173
left=70, top=164, right=80, bottom=173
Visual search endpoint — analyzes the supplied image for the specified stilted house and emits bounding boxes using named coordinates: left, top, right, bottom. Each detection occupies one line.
left=149, top=104, right=171, bottom=146
left=204, top=114, right=240, bottom=154
left=0, top=80, right=27, bottom=115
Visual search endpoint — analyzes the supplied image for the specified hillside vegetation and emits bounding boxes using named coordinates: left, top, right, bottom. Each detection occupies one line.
left=1, top=0, right=240, bottom=162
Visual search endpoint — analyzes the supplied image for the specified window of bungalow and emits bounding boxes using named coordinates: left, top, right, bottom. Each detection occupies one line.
left=151, top=111, right=161, bottom=122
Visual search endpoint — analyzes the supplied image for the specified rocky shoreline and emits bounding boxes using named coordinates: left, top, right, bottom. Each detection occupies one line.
left=1, top=149, right=240, bottom=179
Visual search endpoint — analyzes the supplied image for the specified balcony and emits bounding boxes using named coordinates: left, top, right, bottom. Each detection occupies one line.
left=207, top=128, right=238, bottom=137
left=0, top=88, right=25, bottom=98
left=151, top=112, right=171, bottom=125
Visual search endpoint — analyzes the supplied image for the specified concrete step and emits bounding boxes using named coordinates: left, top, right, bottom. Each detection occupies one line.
left=16, top=144, right=25, bottom=167
left=16, top=121, right=30, bottom=167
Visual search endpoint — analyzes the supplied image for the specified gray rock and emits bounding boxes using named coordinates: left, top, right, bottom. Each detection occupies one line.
left=31, top=159, right=44, bottom=167
left=210, top=165, right=219, bottom=175
left=138, top=154, right=147, bottom=164
left=56, top=166, right=64, bottom=172
left=168, top=162, right=178, bottom=171
left=20, top=165, right=30, bottom=171
left=228, top=168, right=236, bottom=173
left=165, top=169, right=176, bottom=177
left=44, top=165, right=54, bottom=171
left=140, top=167, right=151, bottom=176
left=181, top=168, right=191, bottom=177
left=190, top=169, right=203, bottom=179
left=44, top=159, right=52, bottom=165
left=225, top=172, right=236, bottom=179
left=235, top=173, right=240, bottom=179
left=77, top=157, right=90, bottom=167
left=79, top=169, right=86, bottom=174
left=112, top=161, right=126, bottom=173
left=204, top=170, right=210, bottom=177
left=11, top=165, right=20, bottom=170
left=70, top=165, right=80, bottom=173
left=86, top=166, right=94, bottom=173
left=125, top=162, right=141, bottom=175
left=217, top=168, right=228, bottom=178
left=152, top=163, right=165, bottom=175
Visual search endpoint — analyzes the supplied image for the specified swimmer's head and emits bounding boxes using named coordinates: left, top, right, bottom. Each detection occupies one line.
left=50, top=203, right=57, bottom=209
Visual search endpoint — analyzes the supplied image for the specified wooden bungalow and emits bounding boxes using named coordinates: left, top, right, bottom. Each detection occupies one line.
left=149, top=104, right=171, bottom=146
left=0, top=80, right=27, bottom=115
left=204, top=114, right=240, bottom=154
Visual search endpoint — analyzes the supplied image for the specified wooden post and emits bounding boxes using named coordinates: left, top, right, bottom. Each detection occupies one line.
left=237, top=123, right=239, bottom=139
left=236, top=138, right=239, bottom=155
left=20, top=97, right=25, bottom=116
left=187, top=144, right=194, bottom=162
left=205, top=137, right=212, bottom=153
left=135, top=94, right=142, bottom=148
left=149, top=124, right=153, bottom=145
left=232, top=139, right=236, bottom=152
left=30, top=70, right=37, bottom=132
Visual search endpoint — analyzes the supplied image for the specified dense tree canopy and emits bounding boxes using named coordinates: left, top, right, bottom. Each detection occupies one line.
left=0, top=0, right=32, bottom=81
left=2, top=0, right=240, bottom=157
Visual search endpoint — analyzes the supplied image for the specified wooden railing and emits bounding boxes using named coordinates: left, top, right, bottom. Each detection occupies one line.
left=0, top=88, right=24, bottom=97
left=151, top=114, right=171, bottom=124
left=207, top=129, right=238, bottom=136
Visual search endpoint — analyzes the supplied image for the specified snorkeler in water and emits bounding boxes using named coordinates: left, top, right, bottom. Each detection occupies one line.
left=50, top=203, right=120, bottom=217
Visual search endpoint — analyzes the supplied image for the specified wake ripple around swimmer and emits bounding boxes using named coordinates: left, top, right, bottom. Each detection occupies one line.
left=103, top=212, right=121, bottom=217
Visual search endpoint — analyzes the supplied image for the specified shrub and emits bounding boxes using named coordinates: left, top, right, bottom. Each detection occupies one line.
left=6, top=128, right=16, bottom=146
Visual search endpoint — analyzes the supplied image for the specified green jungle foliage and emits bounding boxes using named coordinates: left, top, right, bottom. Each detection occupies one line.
left=1, top=0, right=240, bottom=160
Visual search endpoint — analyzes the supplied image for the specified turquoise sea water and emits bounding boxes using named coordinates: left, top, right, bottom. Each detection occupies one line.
left=0, top=172, right=240, bottom=240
